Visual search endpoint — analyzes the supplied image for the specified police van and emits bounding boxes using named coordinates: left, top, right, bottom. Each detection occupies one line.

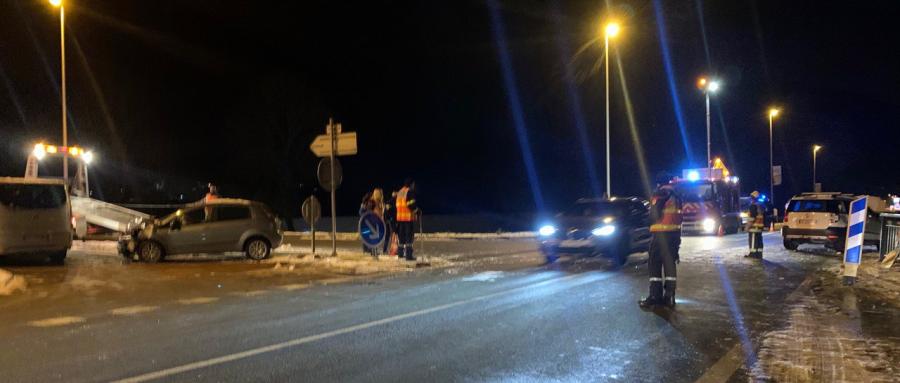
left=0, top=177, right=72, bottom=263
left=782, top=192, right=883, bottom=251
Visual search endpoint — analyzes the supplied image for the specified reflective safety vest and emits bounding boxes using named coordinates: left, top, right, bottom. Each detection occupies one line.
left=650, top=195, right=682, bottom=232
left=749, top=204, right=765, bottom=232
left=205, top=193, right=218, bottom=203
left=396, top=187, right=413, bottom=222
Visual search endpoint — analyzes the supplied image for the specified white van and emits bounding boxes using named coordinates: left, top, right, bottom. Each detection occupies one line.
left=0, top=177, right=72, bottom=263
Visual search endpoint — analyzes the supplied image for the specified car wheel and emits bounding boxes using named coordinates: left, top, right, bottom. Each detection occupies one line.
left=48, top=251, right=67, bottom=264
left=245, top=238, right=271, bottom=260
left=783, top=239, right=799, bottom=251
left=138, top=241, right=165, bottom=263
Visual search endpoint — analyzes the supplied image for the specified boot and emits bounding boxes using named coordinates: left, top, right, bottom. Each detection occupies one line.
left=639, top=296, right=663, bottom=308
left=405, top=247, right=416, bottom=261
left=639, top=281, right=664, bottom=308
left=663, top=281, right=676, bottom=308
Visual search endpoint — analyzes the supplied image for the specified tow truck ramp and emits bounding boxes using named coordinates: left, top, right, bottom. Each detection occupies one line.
left=70, top=197, right=149, bottom=234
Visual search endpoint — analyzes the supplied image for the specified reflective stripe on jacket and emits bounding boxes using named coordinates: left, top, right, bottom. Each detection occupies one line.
left=650, top=194, right=682, bottom=232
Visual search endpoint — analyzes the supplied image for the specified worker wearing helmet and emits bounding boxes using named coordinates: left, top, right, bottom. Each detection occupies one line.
left=640, top=182, right=683, bottom=309
left=747, top=191, right=765, bottom=258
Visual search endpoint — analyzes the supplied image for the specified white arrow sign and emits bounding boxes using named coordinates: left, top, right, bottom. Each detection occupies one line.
left=309, top=132, right=358, bottom=157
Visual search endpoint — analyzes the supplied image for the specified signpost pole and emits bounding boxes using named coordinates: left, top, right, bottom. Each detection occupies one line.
left=329, top=119, right=338, bottom=257
left=311, top=219, right=316, bottom=255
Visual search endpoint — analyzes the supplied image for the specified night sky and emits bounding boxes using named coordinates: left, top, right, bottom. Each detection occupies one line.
left=1, top=0, right=899, bottom=219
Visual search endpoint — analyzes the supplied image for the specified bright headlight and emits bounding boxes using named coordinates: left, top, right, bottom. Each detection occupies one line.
left=702, top=218, right=717, bottom=233
left=592, top=225, right=616, bottom=236
left=538, top=225, right=557, bottom=237
left=739, top=212, right=749, bottom=218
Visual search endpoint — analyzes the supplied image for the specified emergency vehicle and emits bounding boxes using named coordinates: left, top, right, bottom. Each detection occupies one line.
left=671, top=159, right=743, bottom=235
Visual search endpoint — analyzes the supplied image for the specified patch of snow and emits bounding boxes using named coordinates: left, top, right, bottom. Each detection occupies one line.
left=0, top=268, right=27, bottom=296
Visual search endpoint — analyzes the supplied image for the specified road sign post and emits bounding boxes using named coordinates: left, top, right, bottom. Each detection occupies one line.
left=311, top=119, right=357, bottom=257
left=842, top=197, right=868, bottom=285
left=302, top=195, right=322, bottom=254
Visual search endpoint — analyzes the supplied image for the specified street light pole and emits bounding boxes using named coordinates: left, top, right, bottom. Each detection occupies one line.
left=602, top=22, right=619, bottom=198
left=768, top=108, right=779, bottom=205
left=50, top=0, right=67, bottom=183
left=813, top=145, right=822, bottom=190
left=705, top=92, right=711, bottom=177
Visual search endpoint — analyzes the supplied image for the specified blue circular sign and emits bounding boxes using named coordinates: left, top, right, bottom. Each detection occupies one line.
left=358, top=211, right=386, bottom=248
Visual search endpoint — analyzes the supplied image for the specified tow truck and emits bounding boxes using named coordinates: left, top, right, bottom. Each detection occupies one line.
left=671, top=159, right=743, bottom=235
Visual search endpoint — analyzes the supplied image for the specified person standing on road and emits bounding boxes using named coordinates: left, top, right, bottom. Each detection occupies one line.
left=395, top=179, right=418, bottom=261
left=746, top=191, right=765, bottom=258
left=640, top=182, right=683, bottom=309
left=204, top=183, right=219, bottom=220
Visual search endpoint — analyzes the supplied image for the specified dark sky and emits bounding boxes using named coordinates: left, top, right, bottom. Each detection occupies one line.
left=1, top=0, right=899, bottom=218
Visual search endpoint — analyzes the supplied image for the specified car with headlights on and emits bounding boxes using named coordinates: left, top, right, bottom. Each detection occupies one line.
left=119, top=198, right=283, bottom=262
left=537, top=197, right=651, bottom=265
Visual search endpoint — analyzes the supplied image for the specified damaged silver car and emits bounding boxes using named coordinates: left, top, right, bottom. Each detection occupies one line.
left=119, top=198, right=283, bottom=262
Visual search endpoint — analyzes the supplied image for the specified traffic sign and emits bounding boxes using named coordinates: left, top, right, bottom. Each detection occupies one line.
left=842, top=196, right=868, bottom=285
left=772, top=165, right=783, bottom=186
left=309, top=132, right=358, bottom=157
left=301, top=195, right=321, bottom=226
left=317, top=158, right=342, bottom=192
left=358, top=211, right=386, bottom=249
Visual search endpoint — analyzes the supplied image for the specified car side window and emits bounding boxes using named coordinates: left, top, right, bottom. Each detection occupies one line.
left=212, top=206, right=251, bottom=222
left=182, top=208, right=206, bottom=225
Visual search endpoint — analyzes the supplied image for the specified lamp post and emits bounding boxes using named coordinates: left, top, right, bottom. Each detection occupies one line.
left=49, top=0, right=68, bottom=183
left=697, top=77, right=720, bottom=178
left=768, top=108, right=780, bottom=204
left=812, top=145, right=822, bottom=191
left=603, top=22, right=619, bottom=198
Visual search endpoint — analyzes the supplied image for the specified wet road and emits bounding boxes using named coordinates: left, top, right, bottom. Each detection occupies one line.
left=0, top=233, right=844, bottom=382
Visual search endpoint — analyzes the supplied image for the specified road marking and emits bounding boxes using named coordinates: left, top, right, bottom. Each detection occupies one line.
left=230, top=290, right=268, bottom=297
left=27, top=316, right=86, bottom=327
left=112, top=272, right=587, bottom=383
left=277, top=283, right=310, bottom=291
left=694, top=275, right=816, bottom=383
left=177, top=297, right=219, bottom=305
left=109, top=306, right=159, bottom=316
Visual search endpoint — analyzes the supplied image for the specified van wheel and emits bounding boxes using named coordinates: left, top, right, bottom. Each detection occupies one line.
left=138, top=241, right=165, bottom=263
left=783, top=240, right=799, bottom=251
left=245, top=238, right=271, bottom=260
left=49, top=251, right=67, bottom=264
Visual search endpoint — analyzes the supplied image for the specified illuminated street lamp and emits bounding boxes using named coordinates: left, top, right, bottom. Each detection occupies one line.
left=812, top=145, right=822, bottom=191
left=48, top=0, right=68, bottom=183
left=602, top=21, right=620, bottom=198
left=768, top=107, right=780, bottom=204
left=697, top=77, right=721, bottom=178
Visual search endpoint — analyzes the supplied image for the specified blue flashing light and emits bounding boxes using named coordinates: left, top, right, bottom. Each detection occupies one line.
left=687, top=170, right=700, bottom=182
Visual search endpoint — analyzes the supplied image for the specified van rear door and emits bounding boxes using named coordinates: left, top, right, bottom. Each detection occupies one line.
left=0, top=183, right=72, bottom=254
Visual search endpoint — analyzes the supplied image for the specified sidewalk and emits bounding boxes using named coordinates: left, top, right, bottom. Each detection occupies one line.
left=752, top=254, right=900, bottom=382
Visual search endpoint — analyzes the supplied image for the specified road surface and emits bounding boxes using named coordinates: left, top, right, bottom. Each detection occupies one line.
left=0, top=233, right=893, bottom=382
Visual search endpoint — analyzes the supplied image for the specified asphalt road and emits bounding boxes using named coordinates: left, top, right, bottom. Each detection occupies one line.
left=0, top=233, right=843, bottom=382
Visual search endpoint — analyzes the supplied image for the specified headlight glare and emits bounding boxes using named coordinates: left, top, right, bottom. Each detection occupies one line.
left=538, top=225, right=557, bottom=237
left=702, top=218, right=717, bottom=233
left=592, top=225, right=616, bottom=236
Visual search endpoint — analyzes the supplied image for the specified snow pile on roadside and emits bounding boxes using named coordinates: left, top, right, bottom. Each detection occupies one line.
left=827, top=254, right=900, bottom=304
left=70, top=240, right=119, bottom=255
left=263, top=252, right=449, bottom=276
left=0, top=268, right=27, bottom=296
left=752, top=293, right=900, bottom=382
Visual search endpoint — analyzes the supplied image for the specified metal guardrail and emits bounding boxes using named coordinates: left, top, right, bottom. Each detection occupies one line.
left=879, top=213, right=900, bottom=261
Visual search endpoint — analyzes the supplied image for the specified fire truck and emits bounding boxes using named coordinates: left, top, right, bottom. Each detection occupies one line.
left=671, top=160, right=743, bottom=235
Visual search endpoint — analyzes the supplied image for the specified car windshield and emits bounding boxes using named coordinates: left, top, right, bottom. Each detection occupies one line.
left=562, top=202, right=626, bottom=217
left=787, top=199, right=848, bottom=214
left=675, top=183, right=714, bottom=202
left=0, top=184, right=66, bottom=209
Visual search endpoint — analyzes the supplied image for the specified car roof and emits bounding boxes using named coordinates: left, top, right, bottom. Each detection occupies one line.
left=0, top=177, right=66, bottom=186
left=790, top=192, right=856, bottom=201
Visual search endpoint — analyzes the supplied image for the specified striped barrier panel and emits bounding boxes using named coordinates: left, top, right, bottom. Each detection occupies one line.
left=842, top=197, right=868, bottom=284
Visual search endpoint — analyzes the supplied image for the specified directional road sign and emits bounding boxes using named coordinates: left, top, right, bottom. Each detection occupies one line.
left=358, top=211, right=386, bottom=249
left=309, top=132, right=358, bottom=157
